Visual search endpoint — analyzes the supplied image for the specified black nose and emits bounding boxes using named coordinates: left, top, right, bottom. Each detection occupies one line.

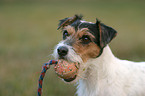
left=57, top=46, right=68, bottom=57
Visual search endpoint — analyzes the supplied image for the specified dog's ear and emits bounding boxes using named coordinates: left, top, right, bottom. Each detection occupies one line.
left=57, top=15, right=83, bottom=30
left=58, top=17, right=69, bottom=29
left=96, top=19, right=117, bottom=48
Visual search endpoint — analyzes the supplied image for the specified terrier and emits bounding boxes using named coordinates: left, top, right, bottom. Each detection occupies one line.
left=53, top=15, right=145, bottom=96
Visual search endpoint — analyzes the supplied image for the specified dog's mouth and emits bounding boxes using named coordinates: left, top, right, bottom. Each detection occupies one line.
left=63, top=75, right=77, bottom=82
left=54, top=59, right=79, bottom=82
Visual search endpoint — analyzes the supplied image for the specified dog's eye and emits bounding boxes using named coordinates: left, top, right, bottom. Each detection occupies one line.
left=63, top=30, right=69, bottom=39
left=81, top=35, right=91, bottom=44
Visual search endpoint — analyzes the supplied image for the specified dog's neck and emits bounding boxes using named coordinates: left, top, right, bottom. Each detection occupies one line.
left=77, top=45, right=118, bottom=96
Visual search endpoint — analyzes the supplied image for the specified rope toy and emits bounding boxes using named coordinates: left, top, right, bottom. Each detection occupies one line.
left=37, top=59, right=79, bottom=96
left=37, top=60, right=58, bottom=96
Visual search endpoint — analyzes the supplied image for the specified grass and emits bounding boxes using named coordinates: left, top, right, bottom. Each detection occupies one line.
left=0, top=0, right=145, bottom=96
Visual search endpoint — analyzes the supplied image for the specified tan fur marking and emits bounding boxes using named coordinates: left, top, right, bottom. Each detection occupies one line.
left=63, top=25, right=76, bottom=35
left=73, top=42, right=101, bottom=62
left=74, top=28, right=100, bottom=62
left=76, top=28, right=95, bottom=41
left=62, top=26, right=101, bottom=62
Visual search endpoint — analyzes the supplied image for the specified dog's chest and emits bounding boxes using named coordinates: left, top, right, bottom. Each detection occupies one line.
left=77, top=78, right=126, bottom=96
left=76, top=54, right=145, bottom=96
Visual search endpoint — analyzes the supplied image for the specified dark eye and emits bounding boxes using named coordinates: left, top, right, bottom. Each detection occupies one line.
left=63, top=30, right=69, bottom=39
left=81, top=35, right=91, bottom=44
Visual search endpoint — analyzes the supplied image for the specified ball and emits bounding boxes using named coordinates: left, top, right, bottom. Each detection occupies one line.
left=54, top=59, right=79, bottom=80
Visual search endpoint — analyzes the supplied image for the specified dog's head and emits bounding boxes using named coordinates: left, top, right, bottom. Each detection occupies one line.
left=53, top=15, right=117, bottom=83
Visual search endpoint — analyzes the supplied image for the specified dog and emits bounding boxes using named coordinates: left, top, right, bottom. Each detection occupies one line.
left=53, top=15, right=145, bottom=96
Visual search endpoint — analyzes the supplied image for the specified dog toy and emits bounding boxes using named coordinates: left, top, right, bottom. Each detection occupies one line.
left=54, top=59, right=79, bottom=80
left=37, top=60, right=58, bottom=96
left=37, top=59, right=79, bottom=96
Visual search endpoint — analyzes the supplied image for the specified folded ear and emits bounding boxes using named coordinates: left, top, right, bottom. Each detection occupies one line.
left=57, top=15, right=83, bottom=30
left=58, top=17, right=69, bottom=29
left=96, top=19, right=117, bottom=48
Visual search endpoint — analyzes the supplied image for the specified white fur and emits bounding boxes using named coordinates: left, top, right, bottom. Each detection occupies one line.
left=77, top=46, right=145, bottom=96
left=53, top=41, right=83, bottom=63
left=81, top=20, right=93, bottom=24
left=53, top=43, right=145, bottom=96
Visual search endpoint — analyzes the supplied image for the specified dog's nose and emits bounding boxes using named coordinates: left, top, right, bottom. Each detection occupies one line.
left=57, top=46, right=68, bottom=56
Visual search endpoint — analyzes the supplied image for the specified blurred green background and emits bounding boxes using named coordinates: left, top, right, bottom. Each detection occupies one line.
left=0, top=0, right=145, bottom=96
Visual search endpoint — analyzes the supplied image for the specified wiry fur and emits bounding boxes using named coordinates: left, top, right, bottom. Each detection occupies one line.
left=76, top=46, right=145, bottom=96
left=53, top=41, right=83, bottom=63
left=53, top=15, right=145, bottom=96
left=53, top=43, right=145, bottom=96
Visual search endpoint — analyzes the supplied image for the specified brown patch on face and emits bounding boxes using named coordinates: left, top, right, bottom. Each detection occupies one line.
left=63, top=25, right=76, bottom=35
left=62, top=26, right=101, bottom=62
left=73, top=41, right=101, bottom=62
left=73, top=28, right=101, bottom=62
left=76, top=28, right=95, bottom=39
